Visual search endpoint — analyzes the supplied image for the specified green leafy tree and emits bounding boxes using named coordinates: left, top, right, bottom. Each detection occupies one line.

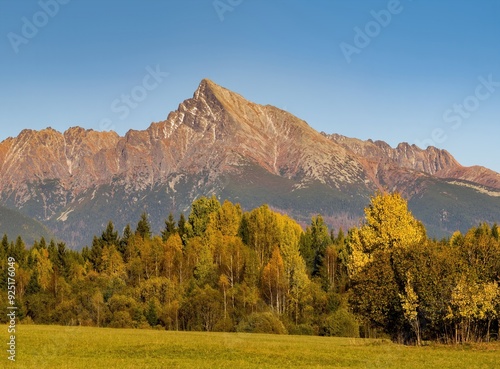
left=348, top=192, right=426, bottom=341
left=240, top=204, right=280, bottom=268
left=188, top=195, right=221, bottom=237
left=207, top=200, right=242, bottom=237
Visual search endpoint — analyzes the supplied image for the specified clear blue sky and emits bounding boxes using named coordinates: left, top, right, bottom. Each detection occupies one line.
left=1, top=0, right=499, bottom=172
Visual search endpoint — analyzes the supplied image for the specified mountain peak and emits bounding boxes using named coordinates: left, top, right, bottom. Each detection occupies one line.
left=1, top=80, right=500, bottom=248
left=193, top=79, right=250, bottom=109
left=194, top=78, right=223, bottom=99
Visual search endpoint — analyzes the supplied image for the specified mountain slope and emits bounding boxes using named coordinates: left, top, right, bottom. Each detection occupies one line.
left=0, top=205, right=54, bottom=245
left=0, top=79, right=499, bottom=248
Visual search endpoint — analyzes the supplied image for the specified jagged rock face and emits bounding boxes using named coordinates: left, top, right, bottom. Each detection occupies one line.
left=148, top=80, right=369, bottom=188
left=327, top=133, right=459, bottom=175
left=1, top=79, right=500, bottom=248
left=325, top=133, right=500, bottom=194
left=0, top=79, right=371, bottom=199
left=0, top=127, right=120, bottom=193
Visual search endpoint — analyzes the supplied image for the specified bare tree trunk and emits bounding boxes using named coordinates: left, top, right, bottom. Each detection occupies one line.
left=223, top=286, right=227, bottom=320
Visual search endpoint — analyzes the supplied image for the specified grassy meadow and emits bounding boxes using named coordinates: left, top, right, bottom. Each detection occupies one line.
left=3, top=325, right=499, bottom=368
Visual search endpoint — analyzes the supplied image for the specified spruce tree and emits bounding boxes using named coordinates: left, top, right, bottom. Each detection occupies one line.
left=146, top=300, right=159, bottom=327
left=1, top=234, right=8, bottom=258
left=119, top=224, right=133, bottom=256
left=135, top=212, right=151, bottom=240
left=161, top=212, right=177, bottom=242
left=89, top=236, right=103, bottom=271
left=178, top=213, right=188, bottom=245
left=12, top=236, right=27, bottom=266
left=101, top=220, right=119, bottom=245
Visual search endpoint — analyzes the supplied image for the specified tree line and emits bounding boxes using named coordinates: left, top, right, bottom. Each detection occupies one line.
left=0, top=193, right=499, bottom=344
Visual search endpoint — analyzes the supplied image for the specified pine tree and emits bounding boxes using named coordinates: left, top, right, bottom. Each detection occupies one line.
left=310, top=215, right=331, bottom=277
left=102, top=220, right=119, bottom=245
left=26, top=270, right=41, bottom=294
left=178, top=213, right=188, bottom=245
left=89, top=236, right=104, bottom=271
left=39, top=237, right=47, bottom=249
left=492, top=223, right=499, bottom=241
left=119, top=224, right=133, bottom=256
left=48, top=239, right=57, bottom=265
left=336, top=228, right=345, bottom=245
left=135, top=212, right=152, bottom=240
left=12, top=236, right=27, bottom=266
left=299, top=215, right=331, bottom=276
left=161, top=213, right=177, bottom=242
left=1, top=234, right=8, bottom=257
left=146, top=300, right=159, bottom=327
left=56, top=242, right=69, bottom=278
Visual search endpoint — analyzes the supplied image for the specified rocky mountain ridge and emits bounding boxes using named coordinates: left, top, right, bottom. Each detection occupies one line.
left=1, top=79, right=499, bottom=248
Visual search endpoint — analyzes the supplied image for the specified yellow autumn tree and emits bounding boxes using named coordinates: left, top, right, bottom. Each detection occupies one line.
left=207, top=200, right=243, bottom=237
left=162, top=233, right=183, bottom=282
left=32, top=248, right=53, bottom=291
left=100, top=245, right=125, bottom=278
left=241, top=204, right=281, bottom=267
left=399, top=273, right=421, bottom=345
left=262, top=247, right=287, bottom=314
left=276, top=213, right=309, bottom=321
left=348, top=192, right=426, bottom=277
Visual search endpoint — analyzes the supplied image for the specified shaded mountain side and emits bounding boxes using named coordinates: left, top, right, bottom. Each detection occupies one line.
left=408, top=178, right=500, bottom=238
left=0, top=79, right=499, bottom=248
left=0, top=205, right=55, bottom=245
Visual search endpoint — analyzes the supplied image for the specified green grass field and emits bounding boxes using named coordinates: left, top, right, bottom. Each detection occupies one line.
left=4, top=325, right=500, bottom=368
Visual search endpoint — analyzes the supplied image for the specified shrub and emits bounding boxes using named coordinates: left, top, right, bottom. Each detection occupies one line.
left=287, top=323, right=315, bottom=336
left=320, top=308, right=359, bottom=337
left=21, top=316, right=34, bottom=325
left=236, top=312, right=288, bottom=334
left=214, top=317, right=235, bottom=332
left=109, top=311, right=133, bottom=328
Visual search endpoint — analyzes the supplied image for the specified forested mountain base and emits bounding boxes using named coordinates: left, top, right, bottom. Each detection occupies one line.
left=1, top=193, right=499, bottom=344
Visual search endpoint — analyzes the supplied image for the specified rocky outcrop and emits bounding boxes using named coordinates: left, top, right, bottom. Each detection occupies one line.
left=1, top=79, right=499, bottom=247
left=325, top=133, right=500, bottom=192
